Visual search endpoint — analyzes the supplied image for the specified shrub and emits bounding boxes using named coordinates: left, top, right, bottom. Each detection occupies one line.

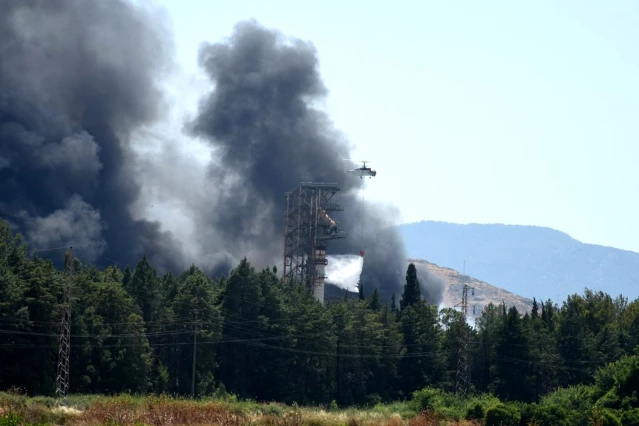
left=590, top=408, right=622, bottom=426
left=465, top=402, right=484, bottom=421
left=509, top=402, right=534, bottom=426
left=410, top=388, right=442, bottom=413
left=0, top=412, right=22, bottom=426
left=619, top=408, right=639, bottom=425
left=539, top=385, right=595, bottom=425
left=530, top=404, right=570, bottom=426
left=484, top=402, right=520, bottom=426
left=365, top=394, right=382, bottom=407
left=410, top=387, right=466, bottom=420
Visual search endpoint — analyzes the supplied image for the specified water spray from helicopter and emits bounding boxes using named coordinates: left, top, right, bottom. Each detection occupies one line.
left=323, top=158, right=375, bottom=293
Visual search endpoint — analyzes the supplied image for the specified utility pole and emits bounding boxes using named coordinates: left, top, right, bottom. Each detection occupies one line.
left=191, top=309, right=198, bottom=398
left=55, top=247, right=73, bottom=406
left=455, top=282, right=475, bottom=398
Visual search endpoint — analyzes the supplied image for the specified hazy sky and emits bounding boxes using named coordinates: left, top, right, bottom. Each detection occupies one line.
left=154, top=0, right=639, bottom=253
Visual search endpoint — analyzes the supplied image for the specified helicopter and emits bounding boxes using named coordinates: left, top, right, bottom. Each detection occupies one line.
left=346, top=160, right=377, bottom=179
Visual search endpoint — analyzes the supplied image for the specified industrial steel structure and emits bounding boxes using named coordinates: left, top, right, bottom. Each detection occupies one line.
left=282, top=182, right=346, bottom=303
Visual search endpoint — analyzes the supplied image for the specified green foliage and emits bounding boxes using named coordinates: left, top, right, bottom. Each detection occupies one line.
left=590, top=408, right=622, bottom=426
left=0, top=413, right=23, bottom=426
left=484, top=402, right=520, bottom=426
left=399, top=263, right=420, bottom=311
left=2, top=216, right=639, bottom=418
left=465, top=402, right=485, bottom=421
left=410, top=387, right=443, bottom=412
left=529, top=404, right=570, bottom=426
left=410, top=387, right=499, bottom=421
left=618, top=408, right=639, bottom=425
left=592, top=354, right=639, bottom=410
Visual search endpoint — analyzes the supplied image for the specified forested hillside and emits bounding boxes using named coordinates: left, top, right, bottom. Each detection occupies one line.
left=398, top=220, right=639, bottom=302
left=2, top=217, right=639, bottom=408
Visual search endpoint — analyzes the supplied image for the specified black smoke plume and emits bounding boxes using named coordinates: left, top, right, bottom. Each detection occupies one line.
left=188, top=20, right=444, bottom=304
left=0, top=0, right=186, bottom=271
left=0, top=3, right=444, bottom=305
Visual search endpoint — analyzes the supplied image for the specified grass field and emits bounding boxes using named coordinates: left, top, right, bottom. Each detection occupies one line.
left=0, top=391, right=481, bottom=426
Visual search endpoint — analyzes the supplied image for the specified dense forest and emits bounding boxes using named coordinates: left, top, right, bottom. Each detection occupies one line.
left=1, top=217, right=639, bottom=408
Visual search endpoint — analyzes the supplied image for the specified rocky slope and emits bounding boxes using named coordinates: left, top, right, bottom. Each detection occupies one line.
left=411, top=258, right=534, bottom=315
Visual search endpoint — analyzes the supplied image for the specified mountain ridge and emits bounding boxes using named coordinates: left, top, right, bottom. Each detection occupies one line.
left=398, top=220, right=639, bottom=302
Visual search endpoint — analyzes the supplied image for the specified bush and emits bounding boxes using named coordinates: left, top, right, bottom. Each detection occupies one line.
left=410, top=388, right=443, bottom=413
left=590, top=408, right=622, bottom=426
left=531, top=404, right=570, bottom=426
left=365, top=393, right=382, bottom=407
left=465, top=402, right=484, bottom=421
left=511, top=402, right=534, bottom=426
left=0, top=412, right=22, bottom=426
left=541, top=384, right=595, bottom=412
left=619, top=408, right=639, bottom=425
left=410, top=387, right=466, bottom=420
left=540, top=385, right=594, bottom=425
left=484, top=402, right=520, bottom=426
left=593, top=354, right=639, bottom=408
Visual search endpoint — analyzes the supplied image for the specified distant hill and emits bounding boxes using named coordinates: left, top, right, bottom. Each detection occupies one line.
left=325, top=259, right=534, bottom=316
left=398, top=221, right=639, bottom=303
left=411, top=258, right=533, bottom=315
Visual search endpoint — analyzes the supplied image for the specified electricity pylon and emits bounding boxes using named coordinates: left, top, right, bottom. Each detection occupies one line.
left=455, top=281, right=475, bottom=397
left=55, top=247, right=73, bottom=406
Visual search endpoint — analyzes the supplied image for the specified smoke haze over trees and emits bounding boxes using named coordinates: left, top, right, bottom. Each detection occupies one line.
left=0, top=0, right=443, bottom=304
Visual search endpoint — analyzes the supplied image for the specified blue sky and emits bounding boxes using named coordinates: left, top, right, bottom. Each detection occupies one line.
left=154, top=0, right=639, bottom=253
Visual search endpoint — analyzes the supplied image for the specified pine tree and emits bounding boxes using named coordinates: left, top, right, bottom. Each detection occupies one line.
left=125, top=255, right=161, bottom=323
left=217, top=258, right=262, bottom=397
left=495, top=306, right=534, bottom=401
left=368, top=288, right=381, bottom=311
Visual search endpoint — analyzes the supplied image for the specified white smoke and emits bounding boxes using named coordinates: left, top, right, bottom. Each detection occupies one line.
left=326, top=254, right=364, bottom=292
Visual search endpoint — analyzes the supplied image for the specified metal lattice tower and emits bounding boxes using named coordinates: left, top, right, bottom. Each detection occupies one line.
left=455, top=282, right=475, bottom=397
left=55, top=247, right=74, bottom=406
left=282, top=182, right=346, bottom=303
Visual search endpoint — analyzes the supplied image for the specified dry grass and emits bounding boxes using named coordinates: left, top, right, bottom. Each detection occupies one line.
left=76, top=395, right=244, bottom=426
left=0, top=393, right=481, bottom=426
left=406, top=411, right=481, bottom=426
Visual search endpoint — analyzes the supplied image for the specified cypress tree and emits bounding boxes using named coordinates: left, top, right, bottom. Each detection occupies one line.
left=400, top=263, right=421, bottom=311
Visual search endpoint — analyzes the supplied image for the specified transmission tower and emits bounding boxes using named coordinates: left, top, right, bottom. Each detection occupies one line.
left=282, top=182, right=346, bottom=303
left=454, top=281, right=475, bottom=397
left=55, top=247, right=74, bottom=406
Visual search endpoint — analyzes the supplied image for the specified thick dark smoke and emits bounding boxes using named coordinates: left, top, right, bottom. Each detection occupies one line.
left=188, top=20, right=444, bottom=304
left=0, top=0, right=186, bottom=270
left=0, top=3, right=443, bottom=304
